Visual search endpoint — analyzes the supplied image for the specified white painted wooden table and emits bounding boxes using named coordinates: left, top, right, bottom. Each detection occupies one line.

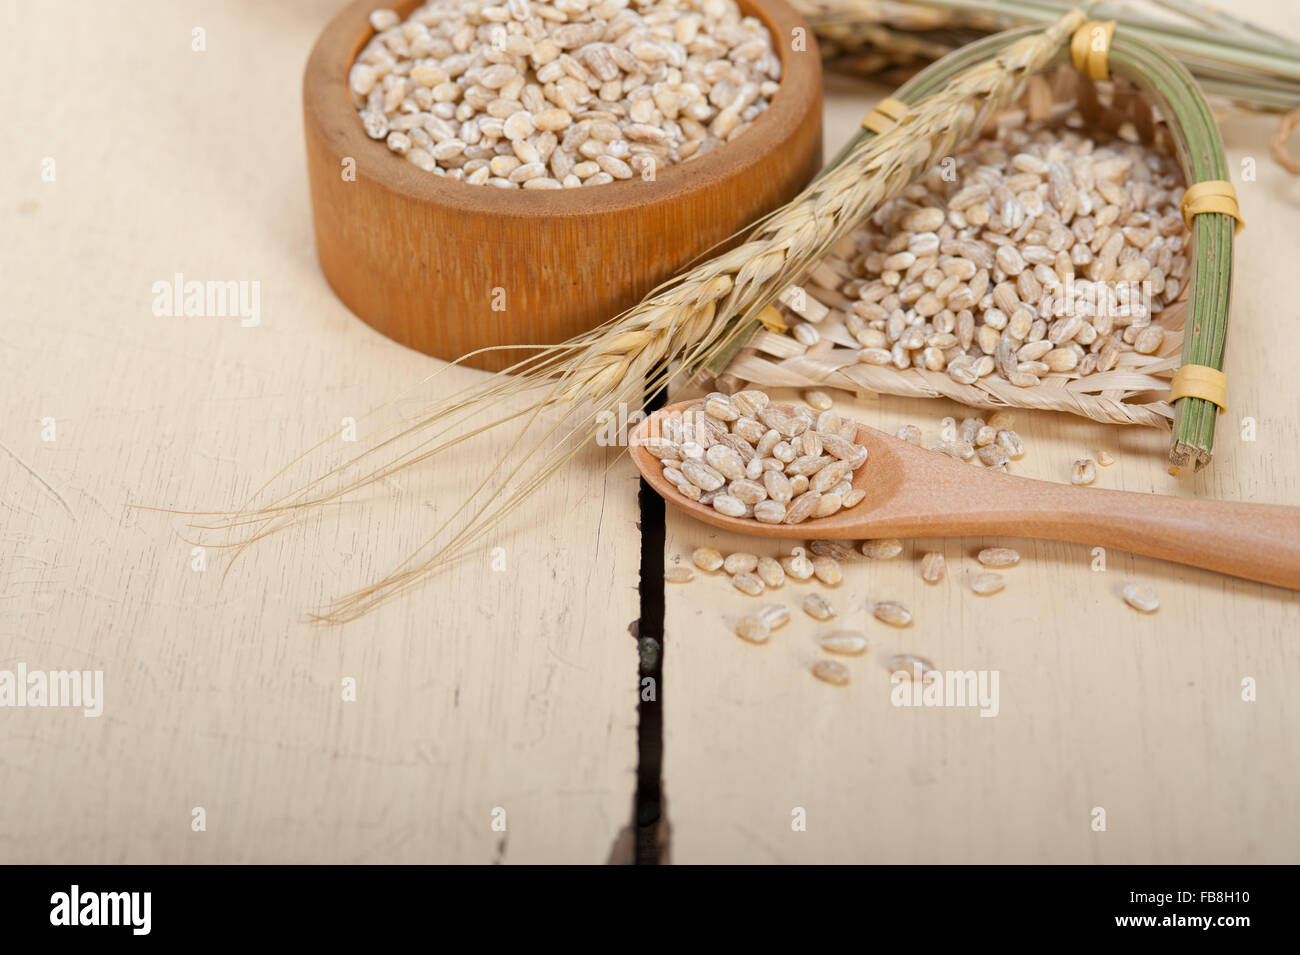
left=0, top=0, right=639, bottom=864
left=1, top=0, right=1297, bottom=865
left=663, top=1, right=1300, bottom=863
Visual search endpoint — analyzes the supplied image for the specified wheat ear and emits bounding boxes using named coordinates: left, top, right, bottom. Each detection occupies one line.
left=201, top=10, right=1085, bottom=622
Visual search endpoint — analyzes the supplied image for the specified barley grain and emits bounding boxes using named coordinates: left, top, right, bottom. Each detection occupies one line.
left=357, top=0, right=776, bottom=186
left=862, top=538, right=903, bottom=560
left=812, top=555, right=842, bottom=586
left=872, top=600, right=913, bottom=627
left=682, top=458, right=725, bottom=491
left=664, top=393, right=871, bottom=526
left=977, top=547, right=1020, bottom=568
left=895, top=424, right=923, bottom=445
left=813, top=493, right=843, bottom=518
left=723, top=552, right=758, bottom=575
left=640, top=437, right=681, bottom=461
left=756, top=556, right=785, bottom=588
left=795, top=431, right=823, bottom=458
left=818, top=630, right=869, bottom=655
left=1122, top=581, right=1160, bottom=613
left=712, top=494, right=746, bottom=517
left=756, top=603, right=790, bottom=630
left=811, top=660, right=850, bottom=686
left=782, top=547, right=815, bottom=581
left=970, top=572, right=1005, bottom=595
left=809, top=540, right=856, bottom=562
left=787, top=454, right=831, bottom=478
left=995, top=430, right=1024, bottom=459
left=977, top=445, right=1010, bottom=468
left=731, top=390, right=770, bottom=419
left=783, top=491, right=821, bottom=524
left=774, top=121, right=1188, bottom=393
left=692, top=547, right=723, bottom=572
left=1134, top=325, right=1164, bottom=355
left=804, top=389, right=833, bottom=411
left=920, top=551, right=946, bottom=583
left=664, top=567, right=694, bottom=583
left=704, top=393, right=738, bottom=422
left=1071, top=458, right=1097, bottom=485
left=705, top=444, right=746, bottom=481
left=810, top=461, right=852, bottom=493
left=802, top=592, right=835, bottom=621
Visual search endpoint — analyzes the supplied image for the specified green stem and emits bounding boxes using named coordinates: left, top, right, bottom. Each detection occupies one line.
left=1108, top=35, right=1233, bottom=469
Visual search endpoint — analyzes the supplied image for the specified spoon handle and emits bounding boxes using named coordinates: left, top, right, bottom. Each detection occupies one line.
left=937, top=477, right=1300, bottom=589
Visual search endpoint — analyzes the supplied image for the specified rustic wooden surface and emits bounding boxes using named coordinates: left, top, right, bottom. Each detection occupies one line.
left=3, top=0, right=1299, bottom=866
left=663, top=6, right=1300, bottom=861
left=0, top=0, right=639, bottom=863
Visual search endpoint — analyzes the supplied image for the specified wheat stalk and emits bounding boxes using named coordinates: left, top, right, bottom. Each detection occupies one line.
left=562, top=6, right=1085, bottom=395
left=801, top=0, right=1300, bottom=112
left=195, top=10, right=1085, bottom=622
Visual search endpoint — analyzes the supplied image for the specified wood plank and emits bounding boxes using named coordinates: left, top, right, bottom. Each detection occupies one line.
left=664, top=5, right=1300, bottom=862
left=0, top=0, right=638, bottom=863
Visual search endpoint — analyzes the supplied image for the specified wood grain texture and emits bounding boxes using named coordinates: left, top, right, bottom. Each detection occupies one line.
left=5, top=0, right=1298, bottom=867
left=0, top=0, right=638, bottom=863
left=634, top=400, right=1300, bottom=587
left=304, top=0, right=824, bottom=371
left=662, top=8, right=1300, bottom=863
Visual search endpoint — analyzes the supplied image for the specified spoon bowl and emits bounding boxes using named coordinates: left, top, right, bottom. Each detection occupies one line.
left=631, top=399, right=1300, bottom=589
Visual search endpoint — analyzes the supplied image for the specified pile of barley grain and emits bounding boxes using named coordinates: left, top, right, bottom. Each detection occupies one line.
left=694, top=543, right=844, bottom=594
left=896, top=408, right=1024, bottom=470
left=351, top=0, right=779, bottom=188
left=640, top=390, right=871, bottom=523
left=673, top=529, right=1158, bottom=688
left=781, top=123, right=1188, bottom=386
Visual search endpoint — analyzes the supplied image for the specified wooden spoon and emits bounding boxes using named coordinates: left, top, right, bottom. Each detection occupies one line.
left=630, top=400, right=1300, bottom=590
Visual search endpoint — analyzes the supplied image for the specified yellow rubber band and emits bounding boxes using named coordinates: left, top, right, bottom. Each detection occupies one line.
left=1169, top=363, right=1228, bottom=414
left=757, top=305, right=788, bottom=334
left=862, top=97, right=909, bottom=135
left=1070, top=20, right=1116, bottom=82
left=1180, top=180, right=1245, bottom=235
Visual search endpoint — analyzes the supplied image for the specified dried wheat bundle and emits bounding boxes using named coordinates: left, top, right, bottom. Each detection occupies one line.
left=798, top=0, right=1300, bottom=114
left=194, top=11, right=1089, bottom=622
left=799, top=0, right=989, bottom=81
left=723, top=20, right=1238, bottom=470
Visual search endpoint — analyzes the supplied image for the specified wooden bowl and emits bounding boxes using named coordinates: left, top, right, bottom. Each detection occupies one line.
left=303, top=0, right=823, bottom=371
